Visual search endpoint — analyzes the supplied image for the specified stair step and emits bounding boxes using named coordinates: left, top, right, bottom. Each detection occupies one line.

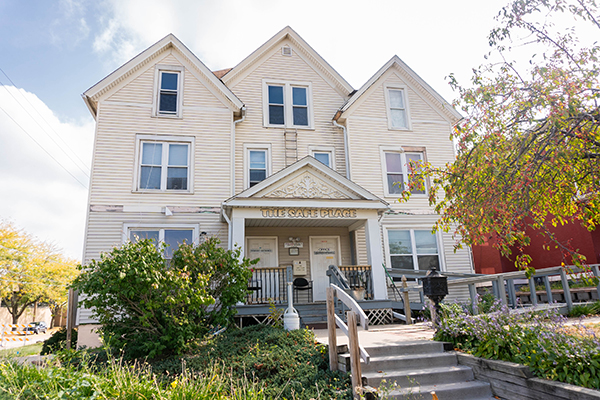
left=363, top=365, right=474, bottom=387
left=363, top=341, right=444, bottom=357
left=361, top=352, right=458, bottom=373
left=384, top=380, right=494, bottom=400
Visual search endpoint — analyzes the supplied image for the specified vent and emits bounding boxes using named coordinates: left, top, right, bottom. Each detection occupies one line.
left=282, top=46, right=292, bottom=56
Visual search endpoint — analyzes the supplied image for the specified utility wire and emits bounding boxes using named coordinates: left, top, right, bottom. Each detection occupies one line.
left=0, top=80, right=90, bottom=178
left=0, top=105, right=88, bottom=189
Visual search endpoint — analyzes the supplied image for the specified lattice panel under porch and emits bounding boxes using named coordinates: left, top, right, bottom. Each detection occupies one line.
left=365, top=308, right=393, bottom=325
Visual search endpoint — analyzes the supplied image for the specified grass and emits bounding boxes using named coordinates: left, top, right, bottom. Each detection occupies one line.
left=0, top=343, right=42, bottom=357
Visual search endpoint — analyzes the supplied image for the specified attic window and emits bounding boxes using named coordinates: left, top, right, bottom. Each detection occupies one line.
left=154, top=65, right=184, bottom=118
left=282, top=46, right=292, bottom=56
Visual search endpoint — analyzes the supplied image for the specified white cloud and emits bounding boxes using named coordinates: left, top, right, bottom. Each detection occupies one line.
left=0, top=86, right=94, bottom=260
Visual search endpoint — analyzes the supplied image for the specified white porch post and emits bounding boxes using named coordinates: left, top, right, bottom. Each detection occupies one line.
left=365, top=216, right=386, bottom=300
left=231, top=210, right=245, bottom=257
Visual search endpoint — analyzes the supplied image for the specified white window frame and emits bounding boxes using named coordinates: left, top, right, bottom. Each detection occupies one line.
left=383, top=227, right=445, bottom=272
left=152, top=65, right=184, bottom=118
left=133, top=134, right=194, bottom=193
left=123, top=224, right=199, bottom=258
left=243, top=143, right=272, bottom=189
left=262, top=79, right=313, bottom=129
left=308, top=145, right=336, bottom=170
left=384, top=85, right=411, bottom=130
left=379, top=146, right=427, bottom=197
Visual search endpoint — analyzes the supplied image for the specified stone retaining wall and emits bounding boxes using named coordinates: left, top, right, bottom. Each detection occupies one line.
left=456, top=353, right=600, bottom=400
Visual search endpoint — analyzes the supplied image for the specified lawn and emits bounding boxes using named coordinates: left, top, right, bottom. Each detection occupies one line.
left=0, top=343, right=41, bottom=358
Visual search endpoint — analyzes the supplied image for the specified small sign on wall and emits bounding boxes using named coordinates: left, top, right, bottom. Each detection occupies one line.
left=284, top=242, right=304, bottom=248
left=293, top=260, right=307, bottom=275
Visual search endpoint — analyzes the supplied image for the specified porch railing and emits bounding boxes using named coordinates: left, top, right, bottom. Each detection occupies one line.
left=247, top=266, right=292, bottom=305
left=339, top=265, right=373, bottom=300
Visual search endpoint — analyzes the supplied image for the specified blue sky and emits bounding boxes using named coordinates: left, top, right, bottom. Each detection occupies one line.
left=0, top=0, right=593, bottom=260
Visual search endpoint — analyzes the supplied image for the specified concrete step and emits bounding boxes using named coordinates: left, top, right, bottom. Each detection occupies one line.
left=385, top=380, right=494, bottom=400
left=363, top=365, right=474, bottom=387
left=361, top=352, right=458, bottom=373
left=363, top=341, right=445, bottom=357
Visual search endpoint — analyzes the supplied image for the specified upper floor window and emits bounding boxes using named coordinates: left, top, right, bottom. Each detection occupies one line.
left=244, top=144, right=271, bottom=189
left=136, top=135, right=193, bottom=192
left=382, top=150, right=426, bottom=196
left=385, top=87, right=410, bottom=130
left=263, top=80, right=313, bottom=129
left=387, top=229, right=441, bottom=271
left=154, top=65, right=183, bottom=118
left=309, top=146, right=335, bottom=169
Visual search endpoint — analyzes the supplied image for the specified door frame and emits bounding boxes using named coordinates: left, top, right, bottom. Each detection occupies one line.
left=245, top=236, right=279, bottom=267
left=309, top=236, right=342, bottom=299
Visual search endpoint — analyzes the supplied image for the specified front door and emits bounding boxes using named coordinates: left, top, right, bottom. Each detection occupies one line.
left=246, top=237, right=280, bottom=301
left=310, top=236, right=340, bottom=301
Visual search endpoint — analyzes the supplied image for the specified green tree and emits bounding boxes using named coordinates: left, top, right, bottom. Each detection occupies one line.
left=0, top=221, right=79, bottom=324
left=73, top=237, right=256, bottom=359
left=404, top=0, right=600, bottom=271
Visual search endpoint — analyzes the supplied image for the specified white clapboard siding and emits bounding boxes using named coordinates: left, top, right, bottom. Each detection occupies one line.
left=228, top=39, right=349, bottom=193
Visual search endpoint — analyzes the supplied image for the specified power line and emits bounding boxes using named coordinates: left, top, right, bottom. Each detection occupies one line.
left=0, top=67, right=91, bottom=173
left=0, top=81, right=90, bottom=179
left=0, top=104, right=88, bottom=189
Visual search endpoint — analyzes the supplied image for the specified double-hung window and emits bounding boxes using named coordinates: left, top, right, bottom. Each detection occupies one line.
left=385, top=87, right=410, bottom=130
left=309, top=146, right=335, bottom=169
left=387, top=229, right=441, bottom=271
left=154, top=65, right=183, bottom=117
left=245, top=144, right=271, bottom=188
left=137, top=135, right=192, bottom=192
left=128, top=227, right=195, bottom=259
left=383, top=151, right=426, bottom=195
left=263, top=80, right=312, bottom=128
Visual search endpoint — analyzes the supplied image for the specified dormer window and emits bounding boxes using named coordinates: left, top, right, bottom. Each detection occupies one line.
left=153, top=65, right=184, bottom=118
left=385, top=86, right=411, bottom=130
left=263, top=80, right=313, bottom=129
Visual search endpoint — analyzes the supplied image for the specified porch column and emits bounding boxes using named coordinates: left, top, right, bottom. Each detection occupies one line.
left=365, top=217, right=387, bottom=300
left=231, top=211, right=245, bottom=257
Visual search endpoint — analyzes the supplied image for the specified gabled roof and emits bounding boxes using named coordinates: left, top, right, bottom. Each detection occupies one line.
left=222, top=26, right=354, bottom=96
left=82, top=34, right=244, bottom=117
left=335, top=55, right=462, bottom=123
left=223, top=156, right=388, bottom=209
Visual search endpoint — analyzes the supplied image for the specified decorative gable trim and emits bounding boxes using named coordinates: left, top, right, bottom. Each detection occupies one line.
left=82, top=34, right=244, bottom=117
left=336, top=55, right=462, bottom=124
left=222, top=26, right=354, bottom=97
left=263, top=171, right=352, bottom=200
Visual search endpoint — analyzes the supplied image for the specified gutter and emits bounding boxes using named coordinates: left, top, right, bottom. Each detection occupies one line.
left=332, top=118, right=350, bottom=180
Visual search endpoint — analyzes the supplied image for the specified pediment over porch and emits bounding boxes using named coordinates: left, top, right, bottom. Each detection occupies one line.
left=224, top=156, right=388, bottom=208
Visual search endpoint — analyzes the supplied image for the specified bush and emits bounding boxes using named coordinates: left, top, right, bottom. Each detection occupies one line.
left=150, top=325, right=352, bottom=399
left=73, top=237, right=256, bottom=359
left=41, top=328, right=78, bottom=355
left=435, top=302, right=600, bottom=389
left=568, top=301, right=600, bottom=318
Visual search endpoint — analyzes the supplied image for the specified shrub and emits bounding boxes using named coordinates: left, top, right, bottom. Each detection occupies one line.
left=435, top=302, right=600, bottom=389
left=73, top=237, right=256, bottom=359
left=150, top=325, right=352, bottom=399
left=568, top=301, right=600, bottom=318
left=40, top=328, right=78, bottom=355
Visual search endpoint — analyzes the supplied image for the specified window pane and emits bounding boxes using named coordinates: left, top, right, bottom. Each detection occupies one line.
left=389, top=89, right=405, bottom=108
left=159, top=92, right=177, bottom=112
left=388, top=230, right=412, bottom=255
left=314, top=152, right=330, bottom=167
left=167, top=167, right=188, bottom=190
left=249, top=151, right=266, bottom=169
left=164, top=230, right=193, bottom=258
left=415, top=230, right=438, bottom=254
left=391, top=255, right=414, bottom=270
left=269, top=105, right=284, bottom=125
left=293, top=107, right=308, bottom=126
left=129, top=230, right=159, bottom=244
left=140, top=166, right=161, bottom=189
left=161, top=73, right=178, bottom=90
left=390, top=109, right=406, bottom=128
left=142, top=143, right=162, bottom=165
left=387, top=174, right=403, bottom=194
left=385, top=153, right=402, bottom=173
left=168, top=144, right=188, bottom=166
left=292, top=87, right=307, bottom=105
left=418, top=255, right=440, bottom=270
left=405, top=153, right=422, bottom=165
left=268, top=85, right=284, bottom=104
left=249, top=169, right=266, bottom=184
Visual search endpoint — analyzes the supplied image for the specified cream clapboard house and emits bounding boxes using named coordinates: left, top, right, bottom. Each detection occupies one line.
left=77, top=26, right=473, bottom=345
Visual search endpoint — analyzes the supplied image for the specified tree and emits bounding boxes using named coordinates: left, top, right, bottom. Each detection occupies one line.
left=404, top=0, right=600, bottom=272
left=0, top=221, right=79, bottom=324
left=73, top=237, right=256, bottom=359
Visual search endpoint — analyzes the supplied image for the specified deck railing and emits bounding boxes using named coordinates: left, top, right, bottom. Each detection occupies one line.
left=339, top=265, right=373, bottom=300
left=247, top=266, right=292, bottom=305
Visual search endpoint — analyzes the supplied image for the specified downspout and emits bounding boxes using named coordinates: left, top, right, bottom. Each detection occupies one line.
left=232, top=106, right=247, bottom=197
left=332, top=118, right=350, bottom=180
